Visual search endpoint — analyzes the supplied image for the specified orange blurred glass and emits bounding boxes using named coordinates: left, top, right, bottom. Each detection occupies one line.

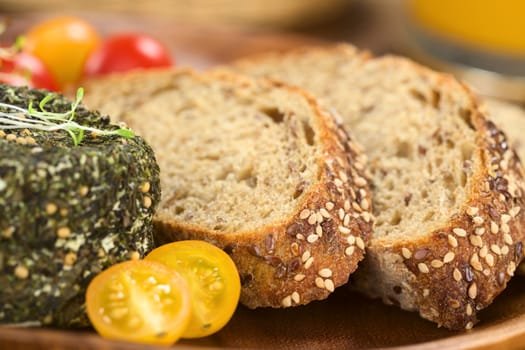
left=409, top=0, right=525, bottom=58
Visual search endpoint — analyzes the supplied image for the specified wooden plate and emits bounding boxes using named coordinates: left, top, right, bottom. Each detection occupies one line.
left=2, top=277, right=525, bottom=350
left=2, top=11, right=525, bottom=350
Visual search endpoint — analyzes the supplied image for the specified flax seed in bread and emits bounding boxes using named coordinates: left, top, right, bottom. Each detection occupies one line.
left=229, top=44, right=525, bottom=330
left=82, top=68, right=373, bottom=309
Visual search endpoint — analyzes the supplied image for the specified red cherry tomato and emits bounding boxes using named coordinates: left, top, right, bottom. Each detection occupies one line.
left=84, top=33, right=173, bottom=77
left=0, top=51, right=58, bottom=90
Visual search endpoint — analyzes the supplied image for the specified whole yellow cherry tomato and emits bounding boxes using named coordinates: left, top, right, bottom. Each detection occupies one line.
left=24, top=16, right=100, bottom=89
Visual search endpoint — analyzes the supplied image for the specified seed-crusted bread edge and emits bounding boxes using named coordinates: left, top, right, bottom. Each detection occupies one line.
left=225, top=44, right=525, bottom=330
left=83, top=68, right=374, bottom=309
left=347, top=55, right=525, bottom=331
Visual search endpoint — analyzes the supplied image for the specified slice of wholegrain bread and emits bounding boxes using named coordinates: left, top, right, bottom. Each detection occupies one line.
left=228, top=44, right=525, bottom=330
left=82, top=68, right=373, bottom=309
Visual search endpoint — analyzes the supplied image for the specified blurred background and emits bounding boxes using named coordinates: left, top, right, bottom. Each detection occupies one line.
left=0, top=0, right=524, bottom=102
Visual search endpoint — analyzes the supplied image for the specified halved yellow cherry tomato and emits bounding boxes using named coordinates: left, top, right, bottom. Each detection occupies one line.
left=85, top=260, right=191, bottom=346
left=145, top=240, right=241, bottom=338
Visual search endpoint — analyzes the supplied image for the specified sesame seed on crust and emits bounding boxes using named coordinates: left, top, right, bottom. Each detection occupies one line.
left=318, top=268, right=333, bottom=278
left=354, top=176, right=367, bottom=187
left=468, top=283, right=478, bottom=299
left=431, top=259, right=443, bottom=268
left=343, top=213, right=350, bottom=226
left=453, top=268, right=462, bottom=282
left=474, top=227, right=485, bottom=235
left=470, top=253, right=483, bottom=271
left=418, top=263, right=430, bottom=274
left=485, top=253, right=495, bottom=267
left=466, top=207, right=479, bottom=216
left=501, top=214, right=511, bottom=224
left=307, top=213, right=317, bottom=225
left=338, top=171, right=348, bottom=183
left=345, top=246, right=355, bottom=256
left=491, top=244, right=502, bottom=255
left=507, top=261, right=517, bottom=276
left=360, top=198, right=370, bottom=211
left=339, top=226, right=351, bottom=234
left=324, top=279, right=335, bottom=292
left=355, top=237, right=366, bottom=250
left=401, top=247, right=412, bottom=259
left=472, top=216, right=484, bottom=225
left=469, top=235, right=483, bottom=247
left=307, top=234, right=319, bottom=243
left=490, top=221, right=499, bottom=234
left=294, top=274, right=306, bottom=282
left=281, top=296, right=292, bottom=307
left=443, top=252, right=455, bottom=263
left=466, top=304, right=473, bottom=316
left=299, top=209, right=311, bottom=220
left=510, top=206, right=521, bottom=217
left=304, top=256, right=314, bottom=270
left=479, top=245, right=488, bottom=258
left=291, top=291, right=300, bottom=304
left=453, top=228, right=467, bottom=237
left=319, top=208, right=331, bottom=218
left=301, top=251, right=311, bottom=262
left=448, top=235, right=458, bottom=248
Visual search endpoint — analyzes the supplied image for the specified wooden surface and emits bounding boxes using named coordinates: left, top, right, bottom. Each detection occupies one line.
left=3, top=277, right=525, bottom=350
left=2, top=11, right=525, bottom=350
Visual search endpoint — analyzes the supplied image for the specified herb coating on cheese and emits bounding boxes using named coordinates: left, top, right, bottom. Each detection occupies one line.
left=0, top=84, right=161, bottom=327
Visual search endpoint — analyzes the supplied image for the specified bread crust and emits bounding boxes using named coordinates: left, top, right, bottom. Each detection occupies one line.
left=349, top=58, right=525, bottom=330
left=84, top=69, right=374, bottom=309
left=228, top=44, right=525, bottom=330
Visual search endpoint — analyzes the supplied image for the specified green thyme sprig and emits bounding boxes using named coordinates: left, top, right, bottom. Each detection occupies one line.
left=0, top=87, right=134, bottom=146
